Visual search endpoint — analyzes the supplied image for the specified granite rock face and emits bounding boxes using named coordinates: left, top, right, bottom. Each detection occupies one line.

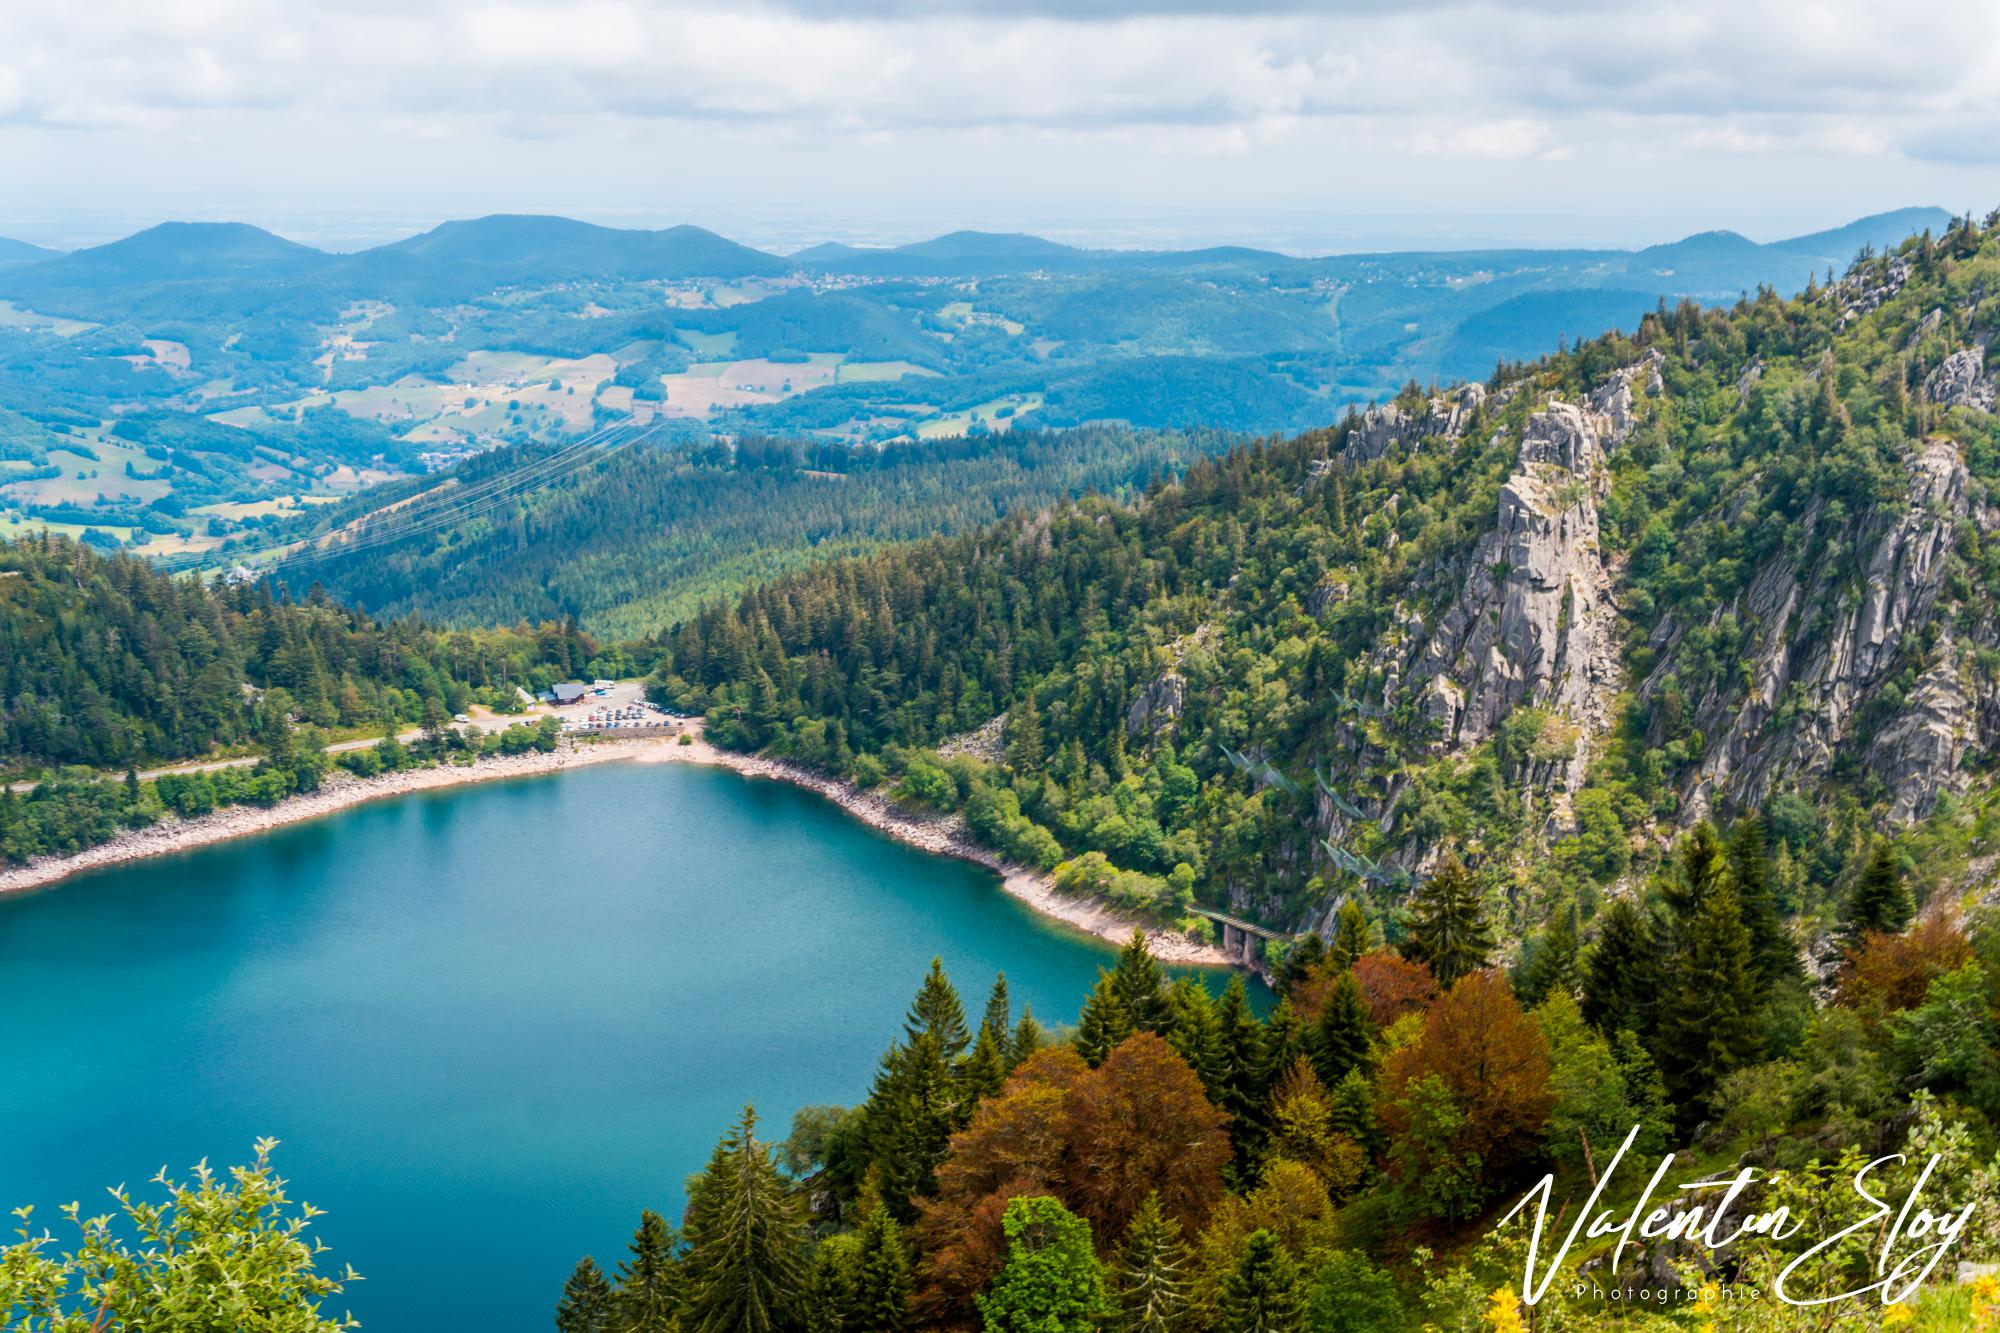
left=1927, top=347, right=1996, bottom=412
left=1343, top=384, right=1487, bottom=461
left=1663, top=437, right=1980, bottom=823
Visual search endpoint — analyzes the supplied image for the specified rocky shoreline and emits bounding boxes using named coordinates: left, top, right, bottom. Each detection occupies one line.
left=0, top=732, right=1233, bottom=967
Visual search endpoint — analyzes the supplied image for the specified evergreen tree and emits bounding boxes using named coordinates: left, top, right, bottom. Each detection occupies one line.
left=841, top=1204, right=913, bottom=1333
left=1272, top=934, right=1325, bottom=996
left=1399, top=857, right=1493, bottom=987
left=1005, top=694, right=1044, bottom=773
left=1010, top=1006, right=1047, bottom=1067
left=611, top=1211, right=680, bottom=1333
left=1729, top=814, right=1796, bottom=984
left=1216, top=975, right=1266, bottom=1132
left=1655, top=886, right=1765, bottom=1126
left=1110, top=1193, right=1191, bottom=1333
left=681, top=1106, right=808, bottom=1333
left=865, top=1031, right=959, bottom=1213
left=981, top=974, right=1013, bottom=1043
left=1076, top=971, right=1135, bottom=1066
left=1163, top=978, right=1228, bottom=1102
left=557, top=1256, right=615, bottom=1333
left=1513, top=912, right=1580, bottom=1007
left=1327, top=901, right=1370, bottom=970
left=1255, top=1003, right=1305, bottom=1105
left=1580, top=897, right=1657, bottom=1039
left=1665, top=822, right=1728, bottom=928
left=1108, top=930, right=1171, bottom=1031
left=1845, top=843, right=1914, bottom=939
left=1326, top=1068, right=1381, bottom=1157
left=960, top=1022, right=1010, bottom=1104
left=1307, top=971, right=1374, bottom=1088
left=906, top=957, right=971, bottom=1057
left=975, top=1196, right=1106, bottom=1333
left=1213, top=1230, right=1304, bottom=1333
left=800, top=1241, right=853, bottom=1333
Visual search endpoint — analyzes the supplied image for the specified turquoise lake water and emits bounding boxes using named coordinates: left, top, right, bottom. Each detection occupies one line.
left=0, top=761, right=1245, bottom=1331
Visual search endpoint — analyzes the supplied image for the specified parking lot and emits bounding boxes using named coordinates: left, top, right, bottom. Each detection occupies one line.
left=548, top=679, right=681, bottom=735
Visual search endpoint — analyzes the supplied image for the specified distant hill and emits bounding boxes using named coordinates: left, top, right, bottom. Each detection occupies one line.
left=2, top=222, right=330, bottom=290
left=1772, top=206, right=1953, bottom=262
left=0, top=236, right=58, bottom=265
left=355, top=214, right=787, bottom=282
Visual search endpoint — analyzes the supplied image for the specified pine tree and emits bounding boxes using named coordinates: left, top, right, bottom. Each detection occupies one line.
left=841, top=1203, right=913, bottom=1333
left=611, top=1211, right=680, bottom=1333
left=1272, top=934, right=1325, bottom=996
left=960, top=1022, right=1010, bottom=1104
left=1110, top=1193, right=1191, bottom=1333
left=1400, top=857, right=1493, bottom=986
left=1163, top=978, right=1227, bottom=1102
left=1075, top=971, right=1135, bottom=1067
left=1513, top=913, right=1580, bottom=1007
left=981, top=974, right=1012, bottom=1043
left=866, top=1031, right=958, bottom=1213
left=1665, top=822, right=1728, bottom=929
left=800, top=1241, right=853, bottom=1333
left=1307, top=971, right=1374, bottom=1088
left=1579, top=897, right=1657, bottom=1039
left=1213, top=1230, right=1305, bottom=1333
left=1729, top=814, right=1796, bottom=984
left=681, top=1106, right=808, bottom=1333
left=1010, top=1006, right=1047, bottom=1067
left=1655, top=886, right=1765, bottom=1126
left=1216, top=975, right=1266, bottom=1132
left=1005, top=694, right=1044, bottom=773
left=1326, top=1068, right=1381, bottom=1157
left=1327, top=901, right=1370, bottom=970
left=557, top=1256, right=615, bottom=1333
left=1108, top=930, right=1170, bottom=1031
left=1845, top=843, right=1913, bottom=939
left=906, top=957, right=970, bottom=1058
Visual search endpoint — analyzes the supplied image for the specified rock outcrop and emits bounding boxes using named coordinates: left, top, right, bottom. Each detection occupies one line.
left=1927, top=346, right=1996, bottom=412
left=1342, top=384, right=1486, bottom=461
left=1673, top=437, right=1975, bottom=821
left=1400, top=396, right=1626, bottom=795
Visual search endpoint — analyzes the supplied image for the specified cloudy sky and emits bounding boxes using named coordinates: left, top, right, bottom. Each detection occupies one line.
left=2, top=0, right=1997, bottom=253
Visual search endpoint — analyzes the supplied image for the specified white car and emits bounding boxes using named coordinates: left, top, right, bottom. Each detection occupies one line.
left=454, top=714, right=471, bottom=723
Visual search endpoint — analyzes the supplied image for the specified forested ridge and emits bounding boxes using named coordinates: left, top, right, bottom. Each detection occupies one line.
left=652, top=212, right=2000, bottom=955
left=281, top=425, right=1239, bottom=639
left=0, top=532, right=627, bottom=863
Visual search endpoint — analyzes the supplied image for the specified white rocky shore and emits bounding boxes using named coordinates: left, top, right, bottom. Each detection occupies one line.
left=0, top=730, right=1233, bottom=967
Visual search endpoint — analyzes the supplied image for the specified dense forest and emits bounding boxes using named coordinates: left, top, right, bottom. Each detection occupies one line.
left=0, top=533, right=619, bottom=863
left=276, top=425, right=1239, bottom=639
left=650, top=214, right=2000, bottom=960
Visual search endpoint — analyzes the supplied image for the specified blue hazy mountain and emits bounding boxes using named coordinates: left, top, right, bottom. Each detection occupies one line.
left=353, top=214, right=787, bottom=283
left=0, top=236, right=59, bottom=266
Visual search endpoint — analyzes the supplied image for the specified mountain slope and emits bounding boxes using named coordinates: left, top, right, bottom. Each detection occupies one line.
left=2, top=222, right=329, bottom=290
left=0, top=236, right=58, bottom=265
left=651, top=211, right=2000, bottom=945
left=266, top=426, right=1239, bottom=638
left=359, top=214, right=787, bottom=280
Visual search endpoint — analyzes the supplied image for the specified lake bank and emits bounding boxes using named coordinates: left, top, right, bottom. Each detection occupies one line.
left=0, top=730, right=1232, bottom=966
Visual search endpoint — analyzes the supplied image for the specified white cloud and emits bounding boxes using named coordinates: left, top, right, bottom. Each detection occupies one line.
left=0, top=0, right=1995, bottom=243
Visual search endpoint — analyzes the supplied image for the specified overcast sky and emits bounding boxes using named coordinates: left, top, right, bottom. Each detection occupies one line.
left=2, top=0, right=1997, bottom=253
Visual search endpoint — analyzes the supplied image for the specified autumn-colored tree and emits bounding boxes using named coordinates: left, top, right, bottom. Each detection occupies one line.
left=1839, top=914, right=1974, bottom=1013
left=1377, top=970, right=1553, bottom=1184
left=1058, top=1033, right=1232, bottom=1241
left=915, top=1049, right=1086, bottom=1324
left=1349, top=950, right=1438, bottom=1030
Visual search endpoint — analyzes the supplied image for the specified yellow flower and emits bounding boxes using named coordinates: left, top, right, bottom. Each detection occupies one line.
left=1484, top=1286, right=1528, bottom=1333
left=1880, top=1303, right=1916, bottom=1328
